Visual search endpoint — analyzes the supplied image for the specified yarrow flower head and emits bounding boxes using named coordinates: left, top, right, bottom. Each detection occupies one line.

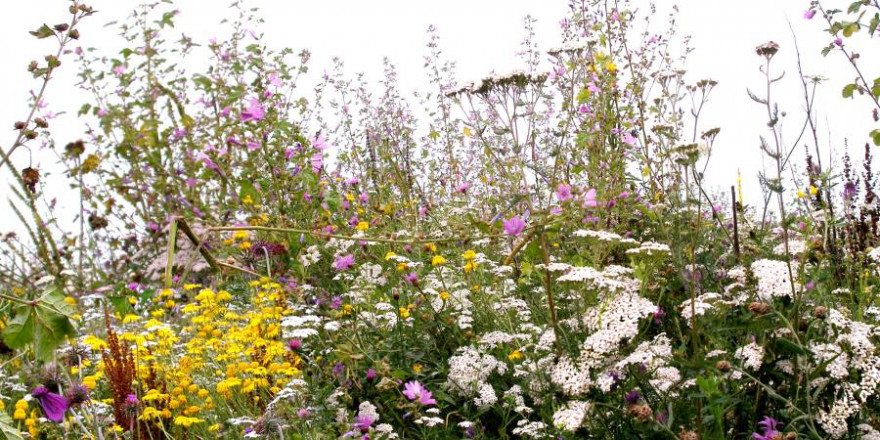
left=402, top=381, right=437, bottom=406
left=503, top=216, right=527, bottom=236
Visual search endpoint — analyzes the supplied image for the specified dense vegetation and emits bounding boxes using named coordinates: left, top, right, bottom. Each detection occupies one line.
left=1, top=0, right=880, bottom=438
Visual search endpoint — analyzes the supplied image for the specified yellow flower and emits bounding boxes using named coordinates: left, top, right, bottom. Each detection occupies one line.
left=463, top=127, right=472, bottom=137
left=13, top=399, right=27, bottom=420
left=425, top=243, right=437, bottom=252
left=809, top=185, right=818, bottom=196
left=439, top=291, right=450, bottom=300
left=384, top=251, right=397, bottom=261
left=463, top=261, right=477, bottom=273
left=605, top=61, right=617, bottom=73
left=399, top=307, right=410, bottom=318
left=508, top=350, right=524, bottom=361
left=63, top=296, right=77, bottom=306
left=413, top=364, right=423, bottom=374
left=356, top=221, right=370, bottom=232
left=431, top=255, right=446, bottom=266
left=463, top=250, right=476, bottom=260
left=173, top=416, right=204, bottom=428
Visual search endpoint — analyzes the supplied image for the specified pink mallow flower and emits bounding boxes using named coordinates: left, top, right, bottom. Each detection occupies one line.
left=32, top=387, right=69, bottom=422
left=556, top=183, right=573, bottom=202
left=503, top=215, right=527, bottom=236
left=402, top=381, right=437, bottom=406
left=582, top=188, right=598, bottom=207
left=240, top=98, right=266, bottom=122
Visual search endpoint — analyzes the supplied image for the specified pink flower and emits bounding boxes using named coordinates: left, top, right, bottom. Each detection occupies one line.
left=582, top=188, right=598, bottom=207
left=311, top=153, right=324, bottom=173
left=311, top=133, right=329, bottom=151
left=240, top=98, right=266, bottom=122
left=247, top=140, right=261, bottom=151
left=621, top=131, right=637, bottom=146
left=113, top=65, right=126, bottom=75
left=804, top=9, right=816, bottom=19
left=503, top=216, right=527, bottom=236
left=402, top=381, right=437, bottom=406
left=405, top=272, right=419, bottom=285
left=556, top=184, right=573, bottom=202
left=455, top=181, right=472, bottom=193
left=333, top=254, right=355, bottom=271
left=268, top=72, right=282, bottom=87
left=834, top=37, right=843, bottom=47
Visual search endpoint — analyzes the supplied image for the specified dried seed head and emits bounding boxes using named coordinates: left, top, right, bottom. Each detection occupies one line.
left=34, top=117, right=48, bottom=128
left=626, top=404, right=653, bottom=422
left=748, top=301, right=770, bottom=315
left=813, top=306, right=827, bottom=319
left=13, top=121, right=26, bottom=130
left=715, top=360, right=732, bottom=372
left=68, top=29, right=80, bottom=40
left=22, top=167, right=40, bottom=192
left=679, top=430, right=700, bottom=440
left=755, top=41, right=780, bottom=58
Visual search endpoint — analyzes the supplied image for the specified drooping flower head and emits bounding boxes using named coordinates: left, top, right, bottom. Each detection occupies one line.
left=402, top=381, right=437, bottom=406
left=31, top=386, right=69, bottom=422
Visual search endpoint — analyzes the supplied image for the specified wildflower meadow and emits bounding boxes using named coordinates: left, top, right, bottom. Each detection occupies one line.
left=2, top=0, right=880, bottom=439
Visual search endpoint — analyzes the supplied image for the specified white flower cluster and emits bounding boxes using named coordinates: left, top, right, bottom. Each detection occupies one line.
left=772, top=239, right=806, bottom=256
left=552, top=401, right=592, bottom=432
left=626, top=241, right=671, bottom=257
left=299, top=245, right=321, bottom=267
left=734, top=342, right=764, bottom=371
left=446, top=346, right=507, bottom=399
left=751, top=259, right=799, bottom=300
left=580, top=290, right=657, bottom=358
left=512, top=420, right=550, bottom=439
left=679, top=292, right=725, bottom=326
left=547, top=40, right=591, bottom=55
left=280, top=313, right=321, bottom=340
left=572, top=229, right=638, bottom=246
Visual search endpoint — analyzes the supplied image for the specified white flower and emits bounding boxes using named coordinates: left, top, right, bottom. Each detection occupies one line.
left=552, top=401, right=592, bottom=432
left=734, top=342, right=764, bottom=371
left=751, top=259, right=799, bottom=300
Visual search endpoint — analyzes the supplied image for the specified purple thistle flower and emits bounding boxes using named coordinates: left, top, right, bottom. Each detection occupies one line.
left=65, top=384, right=91, bottom=406
left=404, top=272, right=419, bottom=286
left=624, top=390, right=641, bottom=404
left=332, top=362, right=345, bottom=377
left=31, top=387, right=69, bottom=422
left=287, top=339, right=302, bottom=351
left=751, top=416, right=783, bottom=440
left=334, top=254, right=355, bottom=271
left=353, top=415, right=374, bottom=433
left=402, top=381, right=437, bottom=406
left=365, top=368, right=377, bottom=382
left=503, top=216, right=527, bottom=236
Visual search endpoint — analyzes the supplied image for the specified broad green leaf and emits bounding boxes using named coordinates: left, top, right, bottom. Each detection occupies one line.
left=871, top=129, right=880, bottom=146
left=842, top=83, right=857, bottom=98
left=2, top=307, right=34, bottom=349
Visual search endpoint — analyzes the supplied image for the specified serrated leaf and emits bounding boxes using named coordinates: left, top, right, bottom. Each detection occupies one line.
left=843, top=83, right=857, bottom=98
left=29, top=24, right=55, bottom=39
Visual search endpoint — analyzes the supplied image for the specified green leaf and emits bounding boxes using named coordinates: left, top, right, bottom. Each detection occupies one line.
left=774, top=338, right=807, bottom=356
left=2, top=307, right=34, bottom=349
left=871, top=129, right=880, bottom=146
left=29, top=24, right=55, bottom=39
left=0, top=412, right=23, bottom=440
left=843, top=21, right=860, bottom=37
left=842, top=83, right=858, bottom=98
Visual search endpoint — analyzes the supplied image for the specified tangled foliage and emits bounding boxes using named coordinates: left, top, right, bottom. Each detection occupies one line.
left=1, top=0, right=879, bottom=439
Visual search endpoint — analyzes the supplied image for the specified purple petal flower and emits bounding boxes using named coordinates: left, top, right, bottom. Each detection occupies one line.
left=402, top=381, right=437, bottom=406
left=240, top=98, right=266, bottom=122
left=582, top=188, right=598, bottom=207
left=32, top=387, right=69, bottom=422
left=503, top=216, right=526, bottom=236
left=804, top=9, right=816, bottom=19
left=334, top=254, right=355, bottom=271
left=556, top=184, right=572, bottom=202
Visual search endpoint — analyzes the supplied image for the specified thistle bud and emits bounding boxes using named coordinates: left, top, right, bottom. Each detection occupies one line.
left=715, top=360, right=731, bottom=372
left=813, top=306, right=827, bottom=320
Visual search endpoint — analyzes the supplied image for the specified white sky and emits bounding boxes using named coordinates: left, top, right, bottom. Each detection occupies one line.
left=0, top=0, right=875, bottom=234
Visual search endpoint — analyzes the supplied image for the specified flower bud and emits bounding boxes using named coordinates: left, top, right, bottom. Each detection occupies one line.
left=813, top=306, right=827, bottom=320
left=53, top=23, right=70, bottom=32
left=34, top=118, right=48, bottom=128
left=28, top=61, right=38, bottom=72
left=748, top=301, right=770, bottom=316
left=715, top=360, right=731, bottom=372
left=13, top=121, right=26, bottom=130
left=68, top=29, right=80, bottom=40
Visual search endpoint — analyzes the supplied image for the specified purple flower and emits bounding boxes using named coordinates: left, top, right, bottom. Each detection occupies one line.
left=556, top=184, right=573, bottom=202
left=32, top=387, right=69, bottom=422
left=240, top=98, right=266, bottom=122
left=332, top=363, right=345, bottom=377
left=405, top=272, right=419, bottom=286
left=455, top=181, right=472, bottom=194
left=287, top=339, right=302, bottom=351
left=65, top=384, right=91, bottom=406
left=353, top=415, right=374, bottom=433
left=311, top=133, right=329, bottom=151
left=624, top=390, right=641, bottom=404
left=804, top=9, right=816, bottom=19
left=334, top=254, right=355, bottom=271
left=503, top=216, right=527, bottom=236
left=311, top=152, right=324, bottom=173
left=298, top=408, right=311, bottom=419
left=843, top=182, right=857, bottom=201
left=834, top=37, right=843, bottom=47
left=366, top=368, right=377, bottom=382
left=752, top=416, right=783, bottom=440
left=402, top=381, right=437, bottom=406
left=247, top=140, right=261, bottom=151
left=582, top=188, right=598, bottom=208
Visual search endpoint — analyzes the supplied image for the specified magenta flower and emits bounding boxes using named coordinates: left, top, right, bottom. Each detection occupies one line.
left=240, top=98, right=266, bottom=122
left=804, top=9, right=816, bottom=19
left=268, top=72, right=283, bottom=87
left=311, top=133, right=329, bottom=151
left=113, top=65, right=126, bottom=75
left=247, top=140, right=261, bottom=151
left=582, top=188, right=598, bottom=207
left=334, top=254, right=355, bottom=271
left=556, top=184, right=573, bottom=202
left=353, top=415, right=374, bottom=433
left=405, top=272, right=419, bottom=286
left=455, top=181, right=472, bottom=193
left=402, top=381, right=437, bottom=406
left=751, top=416, right=783, bottom=440
left=621, top=131, right=637, bottom=146
left=311, top=153, right=324, bottom=173
left=32, top=387, right=69, bottom=422
left=834, top=37, right=843, bottom=47
left=503, top=216, right=527, bottom=236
